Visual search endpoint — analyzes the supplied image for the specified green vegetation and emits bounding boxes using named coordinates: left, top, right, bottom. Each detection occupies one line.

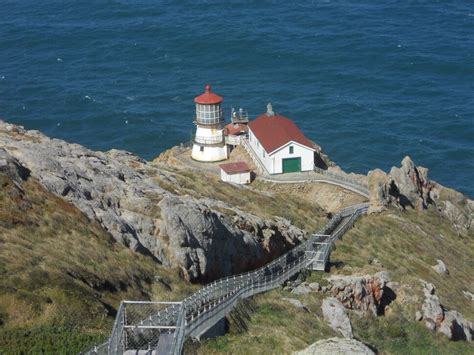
left=0, top=173, right=196, bottom=354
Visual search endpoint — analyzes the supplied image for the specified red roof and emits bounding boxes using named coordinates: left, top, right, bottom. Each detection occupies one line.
left=219, top=161, right=250, bottom=174
left=248, top=113, right=315, bottom=154
left=194, top=85, right=223, bottom=105
left=224, top=122, right=248, bottom=136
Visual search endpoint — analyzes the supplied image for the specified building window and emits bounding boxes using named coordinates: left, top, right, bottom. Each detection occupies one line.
left=200, top=146, right=204, bottom=152
left=289, top=146, right=294, bottom=154
left=263, top=151, right=265, bottom=158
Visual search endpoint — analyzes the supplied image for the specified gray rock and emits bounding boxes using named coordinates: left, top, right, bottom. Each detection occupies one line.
left=415, top=311, right=423, bottom=321
left=321, top=297, right=353, bottom=339
left=367, top=169, right=392, bottom=214
left=326, top=273, right=391, bottom=316
left=368, top=156, right=435, bottom=214
left=0, top=148, right=30, bottom=183
left=308, top=282, right=321, bottom=292
left=282, top=298, right=306, bottom=310
left=419, top=280, right=474, bottom=341
left=291, top=284, right=312, bottom=295
left=432, top=259, right=449, bottom=275
left=462, top=290, right=474, bottom=302
left=294, top=337, right=375, bottom=355
left=439, top=310, right=473, bottom=341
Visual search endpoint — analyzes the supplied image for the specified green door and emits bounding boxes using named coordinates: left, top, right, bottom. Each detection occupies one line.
left=282, top=157, right=301, bottom=173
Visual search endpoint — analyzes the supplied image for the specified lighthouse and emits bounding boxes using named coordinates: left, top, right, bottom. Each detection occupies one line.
left=191, top=85, right=228, bottom=162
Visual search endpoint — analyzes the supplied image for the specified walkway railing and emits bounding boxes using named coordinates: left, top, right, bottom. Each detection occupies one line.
left=313, top=166, right=369, bottom=197
left=85, top=203, right=368, bottom=355
left=241, top=137, right=268, bottom=174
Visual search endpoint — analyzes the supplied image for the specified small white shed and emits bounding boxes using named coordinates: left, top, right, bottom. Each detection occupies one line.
left=219, top=162, right=251, bottom=184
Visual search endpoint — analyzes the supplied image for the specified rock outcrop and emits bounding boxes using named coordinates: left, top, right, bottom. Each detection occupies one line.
left=326, top=271, right=392, bottom=316
left=418, top=280, right=473, bottom=341
left=282, top=298, right=307, bottom=310
left=368, top=156, right=474, bottom=235
left=368, top=156, right=434, bottom=213
left=431, top=259, right=449, bottom=275
left=321, top=297, right=353, bottom=339
left=0, top=148, right=30, bottom=183
left=294, top=337, right=375, bottom=355
left=0, top=120, right=305, bottom=282
left=389, top=156, right=433, bottom=211
left=159, top=195, right=304, bottom=281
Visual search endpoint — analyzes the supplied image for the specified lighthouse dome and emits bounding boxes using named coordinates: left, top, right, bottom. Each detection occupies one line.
left=194, top=85, right=223, bottom=105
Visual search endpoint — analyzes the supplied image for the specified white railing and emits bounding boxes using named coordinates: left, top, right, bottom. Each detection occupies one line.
left=225, top=135, right=242, bottom=146
left=313, top=166, right=369, bottom=196
left=193, top=135, right=224, bottom=145
left=241, top=138, right=268, bottom=175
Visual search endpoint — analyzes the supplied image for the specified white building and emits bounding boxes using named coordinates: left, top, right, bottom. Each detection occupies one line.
left=191, top=85, right=228, bottom=162
left=219, top=162, right=251, bottom=184
left=247, top=104, right=315, bottom=174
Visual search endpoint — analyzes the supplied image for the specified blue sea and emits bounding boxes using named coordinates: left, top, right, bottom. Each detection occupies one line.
left=1, top=1, right=473, bottom=196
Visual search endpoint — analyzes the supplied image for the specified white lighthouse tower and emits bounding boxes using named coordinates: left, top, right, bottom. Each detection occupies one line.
left=191, top=85, right=228, bottom=162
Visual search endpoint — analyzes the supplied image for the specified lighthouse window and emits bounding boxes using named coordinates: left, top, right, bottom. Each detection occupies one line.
left=200, top=146, right=204, bottom=152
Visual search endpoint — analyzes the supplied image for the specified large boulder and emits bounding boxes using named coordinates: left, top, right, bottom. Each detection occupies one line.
left=321, top=297, right=353, bottom=339
left=367, top=156, right=434, bottom=213
left=159, top=195, right=304, bottom=281
left=418, top=280, right=473, bottom=341
left=0, top=148, right=30, bottom=183
left=367, top=169, right=393, bottom=214
left=326, top=271, right=391, bottom=316
left=389, top=156, right=433, bottom=211
left=294, top=337, right=375, bottom=355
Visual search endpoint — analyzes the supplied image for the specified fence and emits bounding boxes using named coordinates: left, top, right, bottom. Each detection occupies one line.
left=313, top=166, right=369, bottom=196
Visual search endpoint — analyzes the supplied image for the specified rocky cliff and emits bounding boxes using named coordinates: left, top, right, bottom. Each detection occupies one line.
left=0, top=120, right=307, bottom=282
left=367, top=156, right=473, bottom=236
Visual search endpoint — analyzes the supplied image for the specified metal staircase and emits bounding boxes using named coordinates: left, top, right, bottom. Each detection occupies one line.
left=86, top=203, right=368, bottom=355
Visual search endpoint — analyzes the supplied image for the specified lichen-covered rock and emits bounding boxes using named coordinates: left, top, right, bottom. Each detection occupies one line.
left=367, top=169, right=393, bottom=214
left=321, top=297, right=353, bottom=339
left=294, top=337, right=375, bottom=355
left=439, top=310, right=473, bottom=341
left=0, top=148, right=30, bottom=183
left=326, top=272, right=391, bottom=316
left=367, top=156, right=435, bottom=213
left=158, top=195, right=305, bottom=281
left=418, top=280, right=473, bottom=341
left=389, top=156, right=433, bottom=211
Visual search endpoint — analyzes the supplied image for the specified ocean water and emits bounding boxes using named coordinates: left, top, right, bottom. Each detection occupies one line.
left=1, top=1, right=473, bottom=196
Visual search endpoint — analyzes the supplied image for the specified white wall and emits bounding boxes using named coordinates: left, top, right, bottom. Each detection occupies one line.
left=192, top=144, right=228, bottom=162
left=248, top=129, right=273, bottom=173
left=271, top=142, right=314, bottom=173
left=220, top=170, right=251, bottom=184
left=248, top=128, right=314, bottom=174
